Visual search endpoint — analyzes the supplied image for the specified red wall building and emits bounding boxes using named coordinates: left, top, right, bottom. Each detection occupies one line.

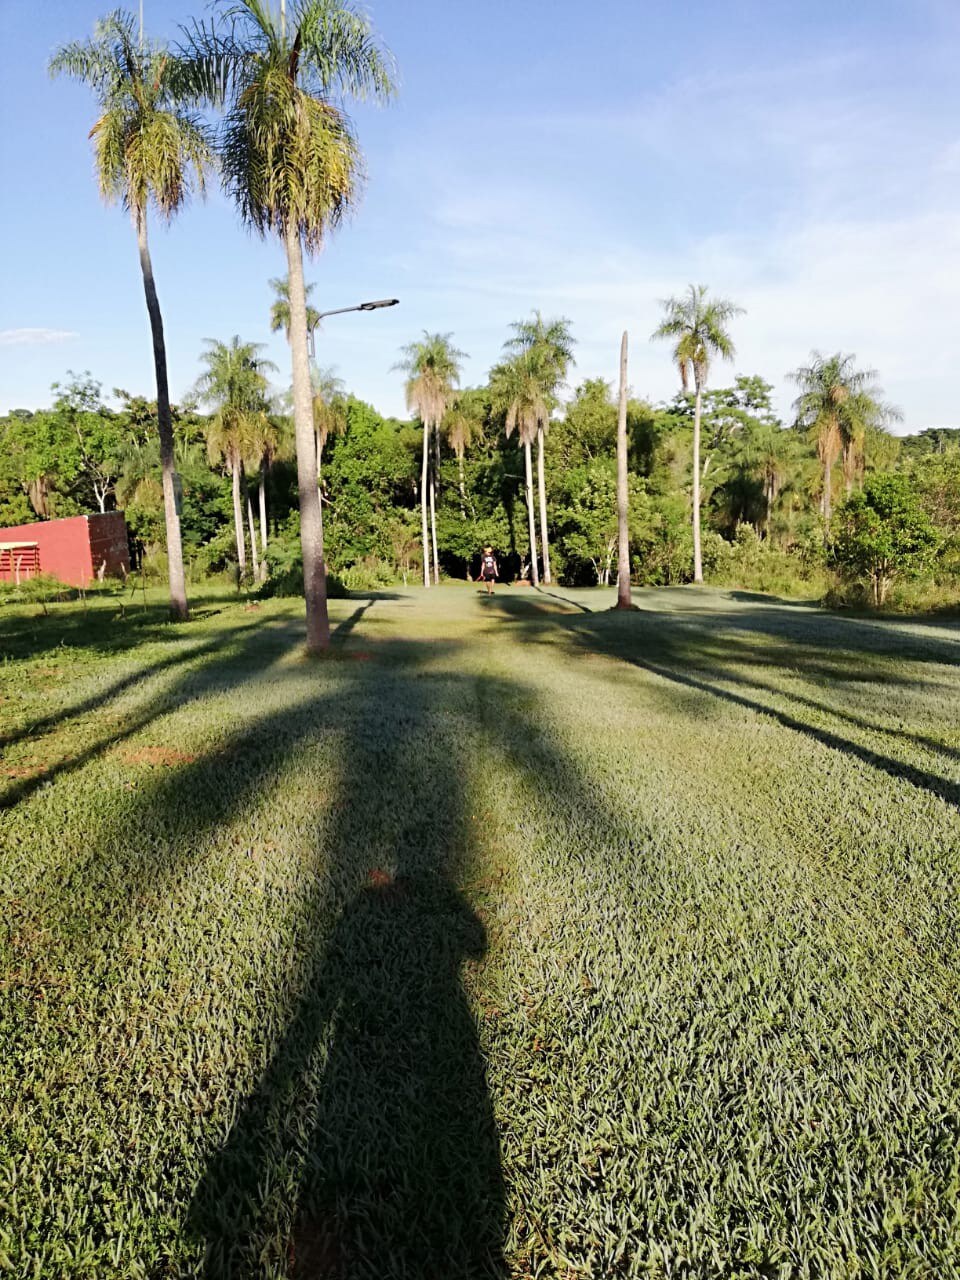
left=0, top=513, right=130, bottom=587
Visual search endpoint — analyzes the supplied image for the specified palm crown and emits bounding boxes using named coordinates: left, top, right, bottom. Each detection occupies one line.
left=488, top=352, right=549, bottom=447
left=181, top=0, right=396, bottom=250
left=396, top=333, right=466, bottom=428
left=653, top=285, right=743, bottom=391
left=51, top=11, right=213, bottom=218
left=270, top=277, right=322, bottom=339
left=505, top=312, right=576, bottom=407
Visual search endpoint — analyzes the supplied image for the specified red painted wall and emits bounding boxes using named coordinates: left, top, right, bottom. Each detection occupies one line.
left=0, top=513, right=130, bottom=586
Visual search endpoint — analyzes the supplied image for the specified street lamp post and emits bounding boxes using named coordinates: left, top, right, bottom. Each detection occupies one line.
left=309, top=298, right=399, bottom=358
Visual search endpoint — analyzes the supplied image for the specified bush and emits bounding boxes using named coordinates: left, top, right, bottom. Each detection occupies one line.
left=258, top=529, right=347, bottom=599
left=706, top=523, right=829, bottom=598
left=831, top=474, right=938, bottom=607
left=338, top=558, right=397, bottom=592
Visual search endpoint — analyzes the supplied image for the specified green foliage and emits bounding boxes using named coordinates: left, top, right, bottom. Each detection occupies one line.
left=652, top=283, right=744, bottom=390
left=832, top=473, right=938, bottom=606
left=707, top=522, right=829, bottom=598
left=182, top=0, right=395, bottom=250
left=553, top=459, right=648, bottom=585
left=50, top=11, right=213, bottom=219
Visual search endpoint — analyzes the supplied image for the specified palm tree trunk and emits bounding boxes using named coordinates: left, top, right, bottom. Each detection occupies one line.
left=421, top=419, right=430, bottom=588
left=246, top=488, right=260, bottom=582
left=431, top=424, right=441, bottom=584
left=692, top=382, right=703, bottom=583
left=536, top=426, right=551, bottom=585
left=429, top=466, right=440, bottom=585
left=524, top=438, right=540, bottom=587
left=458, top=449, right=466, bottom=519
left=823, top=455, right=833, bottom=530
left=615, top=330, right=632, bottom=609
left=259, top=472, right=268, bottom=552
left=231, top=461, right=246, bottom=582
left=135, top=206, right=188, bottom=620
left=284, top=220, right=329, bottom=652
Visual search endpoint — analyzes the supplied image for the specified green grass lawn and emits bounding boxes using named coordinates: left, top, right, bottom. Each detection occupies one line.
left=2, top=583, right=960, bottom=1278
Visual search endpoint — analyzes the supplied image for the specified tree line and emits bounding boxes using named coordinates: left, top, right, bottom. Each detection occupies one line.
left=4, top=300, right=959, bottom=613
left=2, top=2, right=955, bottom=636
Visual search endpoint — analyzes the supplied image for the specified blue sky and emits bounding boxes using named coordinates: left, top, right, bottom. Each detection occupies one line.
left=2, top=0, right=959, bottom=429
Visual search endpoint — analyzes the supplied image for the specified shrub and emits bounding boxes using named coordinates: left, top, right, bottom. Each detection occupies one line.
left=705, top=523, right=829, bottom=598
left=831, top=473, right=938, bottom=607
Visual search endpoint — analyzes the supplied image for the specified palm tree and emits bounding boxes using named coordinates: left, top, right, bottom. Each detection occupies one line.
left=196, top=336, right=275, bottom=580
left=244, top=413, right=281, bottom=574
left=790, top=352, right=900, bottom=529
left=395, top=333, right=465, bottom=586
left=615, top=331, right=631, bottom=608
left=182, top=0, right=395, bottom=651
left=270, top=276, right=322, bottom=357
left=505, top=312, right=575, bottom=584
left=489, top=352, right=546, bottom=587
left=443, top=390, right=486, bottom=519
left=652, top=285, right=744, bottom=582
left=311, top=365, right=348, bottom=471
left=51, top=12, right=214, bottom=620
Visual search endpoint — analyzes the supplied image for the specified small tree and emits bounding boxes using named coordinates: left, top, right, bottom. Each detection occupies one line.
left=832, top=474, right=937, bottom=606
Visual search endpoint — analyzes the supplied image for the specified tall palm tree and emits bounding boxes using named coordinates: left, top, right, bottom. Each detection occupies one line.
left=505, top=312, right=575, bottom=585
left=396, top=333, right=465, bottom=586
left=182, top=0, right=395, bottom=651
left=311, top=366, right=348, bottom=470
left=443, top=391, right=485, bottom=519
left=196, top=336, right=275, bottom=580
left=789, top=352, right=900, bottom=529
left=615, top=331, right=631, bottom=609
left=652, top=284, right=744, bottom=582
left=270, top=276, right=322, bottom=358
left=244, top=412, right=281, bottom=573
left=51, top=12, right=214, bottom=620
left=489, top=352, right=546, bottom=587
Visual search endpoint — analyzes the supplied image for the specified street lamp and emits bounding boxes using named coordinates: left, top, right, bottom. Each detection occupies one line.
left=309, top=297, right=398, bottom=357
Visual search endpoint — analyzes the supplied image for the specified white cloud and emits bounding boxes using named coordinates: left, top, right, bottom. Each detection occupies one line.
left=0, top=328, right=77, bottom=346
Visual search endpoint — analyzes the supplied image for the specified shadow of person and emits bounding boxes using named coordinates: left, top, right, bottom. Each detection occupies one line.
left=289, top=873, right=501, bottom=1279
left=188, top=656, right=506, bottom=1279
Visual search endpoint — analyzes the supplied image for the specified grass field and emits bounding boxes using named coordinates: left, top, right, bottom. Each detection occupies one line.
left=2, top=583, right=960, bottom=1278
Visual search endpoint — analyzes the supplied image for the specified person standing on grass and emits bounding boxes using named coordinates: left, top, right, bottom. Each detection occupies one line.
left=479, top=546, right=499, bottom=595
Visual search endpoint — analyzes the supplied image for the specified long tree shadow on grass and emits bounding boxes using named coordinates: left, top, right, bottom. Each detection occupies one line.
left=0, top=614, right=270, bottom=754
left=489, top=594, right=960, bottom=811
left=0, top=614, right=302, bottom=810
left=187, top=650, right=506, bottom=1279
left=8, top=624, right=506, bottom=1275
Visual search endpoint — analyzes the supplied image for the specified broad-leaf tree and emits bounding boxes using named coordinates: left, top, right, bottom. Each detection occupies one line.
left=396, top=333, right=465, bottom=586
left=50, top=373, right=127, bottom=514
left=652, top=285, right=743, bottom=582
left=183, top=0, right=395, bottom=650
left=51, top=12, right=214, bottom=620
left=505, top=312, right=575, bottom=584
left=790, top=352, right=901, bottom=528
left=832, top=473, right=936, bottom=606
